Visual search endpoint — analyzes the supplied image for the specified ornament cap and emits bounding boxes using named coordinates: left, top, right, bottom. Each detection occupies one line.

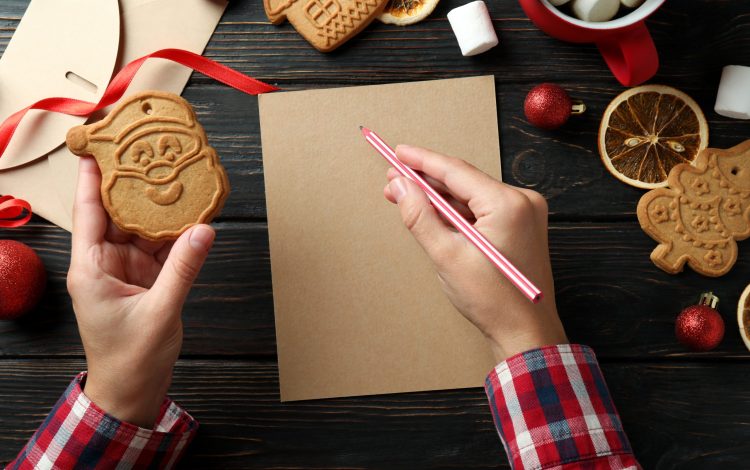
left=571, top=101, right=587, bottom=115
left=698, top=292, right=719, bottom=309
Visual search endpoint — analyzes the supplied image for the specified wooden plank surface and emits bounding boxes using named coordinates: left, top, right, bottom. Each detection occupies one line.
left=1, top=1, right=749, bottom=219
left=1, top=359, right=750, bottom=469
left=179, top=85, right=750, bottom=221
left=1, top=0, right=750, bottom=468
left=1, top=221, right=748, bottom=359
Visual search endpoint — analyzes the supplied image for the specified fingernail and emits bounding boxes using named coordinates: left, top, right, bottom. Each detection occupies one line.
left=189, top=225, right=215, bottom=252
left=396, top=144, right=413, bottom=152
left=390, top=178, right=408, bottom=203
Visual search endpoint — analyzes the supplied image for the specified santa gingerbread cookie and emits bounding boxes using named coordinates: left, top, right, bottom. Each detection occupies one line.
left=637, top=140, right=750, bottom=276
left=66, top=91, right=230, bottom=241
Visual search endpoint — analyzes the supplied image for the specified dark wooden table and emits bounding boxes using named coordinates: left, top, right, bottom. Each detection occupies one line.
left=1, top=0, right=750, bottom=468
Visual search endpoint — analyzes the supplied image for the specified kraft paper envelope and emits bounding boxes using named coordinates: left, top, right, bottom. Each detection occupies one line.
left=259, top=76, right=501, bottom=401
left=0, top=0, right=227, bottom=231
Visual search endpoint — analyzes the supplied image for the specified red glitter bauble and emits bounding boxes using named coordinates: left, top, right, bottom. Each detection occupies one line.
left=0, top=240, right=46, bottom=320
left=524, top=83, right=573, bottom=130
left=675, top=302, right=724, bottom=352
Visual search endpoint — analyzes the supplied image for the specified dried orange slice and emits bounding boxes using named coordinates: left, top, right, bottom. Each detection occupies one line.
left=598, top=85, right=708, bottom=189
left=378, top=0, right=439, bottom=25
left=738, top=283, right=750, bottom=351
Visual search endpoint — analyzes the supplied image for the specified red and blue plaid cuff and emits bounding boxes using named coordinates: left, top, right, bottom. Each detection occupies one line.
left=7, top=372, right=197, bottom=470
left=485, top=344, right=640, bottom=470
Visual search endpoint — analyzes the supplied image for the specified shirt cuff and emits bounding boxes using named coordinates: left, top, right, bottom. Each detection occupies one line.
left=8, top=372, right=198, bottom=470
left=484, top=344, right=639, bottom=470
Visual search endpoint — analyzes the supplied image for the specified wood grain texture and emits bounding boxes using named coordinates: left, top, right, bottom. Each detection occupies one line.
left=1, top=0, right=750, bottom=468
left=2, top=1, right=749, bottom=219
left=181, top=84, right=750, bottom=221
left=1, top=221, right=748, bottom=359
left=1, top=359, right=750, bottom=469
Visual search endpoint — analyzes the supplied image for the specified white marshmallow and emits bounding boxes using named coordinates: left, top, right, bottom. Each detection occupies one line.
left=571, top=0, right=620, bottom=22
left=549, top=0, right=571, bottom=5
left=715, top=65, right=750, bottom=120
left=447, top=1, right=499, bottom=56
left=620, top=0, right=644, bottom=7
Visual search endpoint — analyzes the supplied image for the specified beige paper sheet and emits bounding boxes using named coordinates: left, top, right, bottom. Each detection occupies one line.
left=259, top=76, right=501, bottom=401
left=0, top=0, right=226, bottom=231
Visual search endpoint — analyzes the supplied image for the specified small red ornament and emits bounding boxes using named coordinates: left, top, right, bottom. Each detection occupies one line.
left=524, top=83, right=586, bottom=130
left=0, top=240, right=46, bottom=320
left=675, top=292, right=725, bottom=351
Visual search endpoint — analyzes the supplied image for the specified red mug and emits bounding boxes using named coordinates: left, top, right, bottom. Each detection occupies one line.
left=518, top=0, right=665, bottom=86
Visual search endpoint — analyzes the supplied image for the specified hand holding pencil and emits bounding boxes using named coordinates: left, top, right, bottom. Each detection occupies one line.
left=380, top=143, right=567, bottom=361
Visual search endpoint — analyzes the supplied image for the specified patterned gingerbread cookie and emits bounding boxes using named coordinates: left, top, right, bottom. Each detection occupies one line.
left=637, top=140, right=750, bottom=277
left=66, top=91, right=230, bottom=241
left=264, top=0, right=388, bottom=52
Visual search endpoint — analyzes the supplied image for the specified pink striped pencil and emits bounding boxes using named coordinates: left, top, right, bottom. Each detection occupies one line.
left=361, top=126, right=542, bottom=304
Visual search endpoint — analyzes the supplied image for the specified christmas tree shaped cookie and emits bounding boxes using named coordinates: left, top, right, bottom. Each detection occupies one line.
left=637, top=140, right=750, bottom=276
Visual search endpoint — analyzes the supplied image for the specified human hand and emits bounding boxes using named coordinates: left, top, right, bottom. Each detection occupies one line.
left=384, top=146, right=567, bottom=361
left=67, top=158, right=215, bottom=427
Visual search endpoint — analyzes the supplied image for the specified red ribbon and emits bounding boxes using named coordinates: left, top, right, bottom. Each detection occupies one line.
left=0, top=48, right=279, bottom=160
left=0, top=195, right=31, bottom=228
left=0, top=48, right=279, bottom=228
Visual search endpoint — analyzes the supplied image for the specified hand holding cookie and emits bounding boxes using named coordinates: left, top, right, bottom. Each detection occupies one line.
left=67, top=157, right=214, bottom=427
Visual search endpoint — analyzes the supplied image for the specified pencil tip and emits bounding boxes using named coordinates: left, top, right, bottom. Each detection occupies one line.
left=359, top=125, right=364, bottom=130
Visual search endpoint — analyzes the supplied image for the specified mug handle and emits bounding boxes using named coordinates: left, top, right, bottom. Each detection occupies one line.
left=597, top=22, right=659, bottom=87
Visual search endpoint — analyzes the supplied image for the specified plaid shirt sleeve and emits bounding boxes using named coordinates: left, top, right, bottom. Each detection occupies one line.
left=6, top=372, right=197, bottom=470
left=485, top=344, right=641, bottom=470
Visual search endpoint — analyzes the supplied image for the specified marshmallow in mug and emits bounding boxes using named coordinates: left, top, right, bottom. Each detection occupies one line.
left=447, top=1, right=499, bottom=56
left=553, top=0, right=644, bottom=12
left=715, top=65, right=750, bottom=119
left=571, top=0, right=620, bottom=22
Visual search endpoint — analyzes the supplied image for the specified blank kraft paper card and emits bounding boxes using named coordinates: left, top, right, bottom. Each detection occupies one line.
left=259, top=76, right=501, bottom=401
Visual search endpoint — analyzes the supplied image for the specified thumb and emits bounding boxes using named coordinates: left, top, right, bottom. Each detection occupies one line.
left=150, top=224, right=215, bottom=311
left=388, top=177, right=455, bottom=263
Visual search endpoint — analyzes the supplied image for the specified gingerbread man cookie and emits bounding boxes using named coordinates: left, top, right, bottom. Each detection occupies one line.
left=264, top=0, right=388, bottom=52
left=66, top=91, right=230, bottom=241
left=637, top=140, right=750, bottom=276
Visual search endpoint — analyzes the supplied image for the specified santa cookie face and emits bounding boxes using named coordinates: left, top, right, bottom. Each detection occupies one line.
left=66, top=91, right=229, bottom=241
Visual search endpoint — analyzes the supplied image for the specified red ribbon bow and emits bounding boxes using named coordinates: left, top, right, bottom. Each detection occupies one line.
left=0, top=195, right=31, bottom=228
left=0, top=48, right=279, bottom=159
left=0, top=48, right=279, bottom=228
